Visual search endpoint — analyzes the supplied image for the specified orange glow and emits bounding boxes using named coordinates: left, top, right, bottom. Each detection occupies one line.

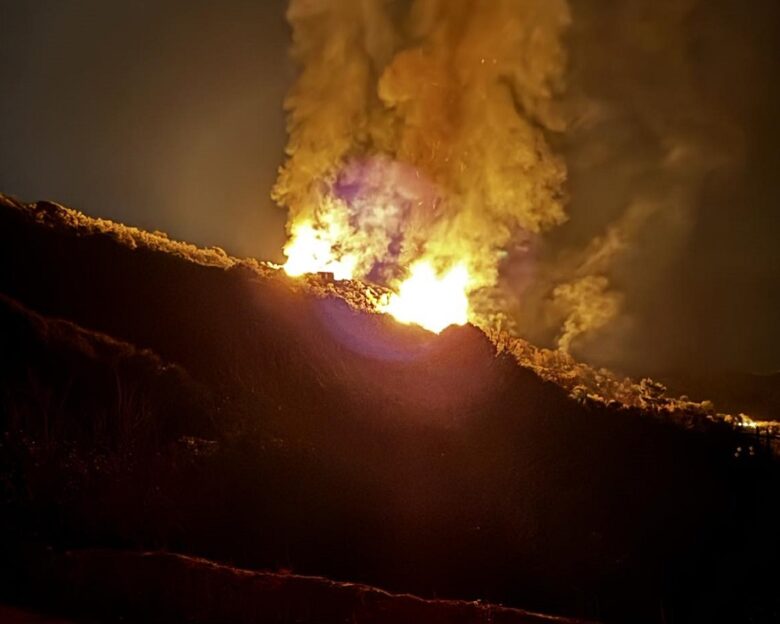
left=379, top=261, right=470, bottom=333
left=283, top=220, right=472, bottom=333
left=283, top=222, right=356, bottom=281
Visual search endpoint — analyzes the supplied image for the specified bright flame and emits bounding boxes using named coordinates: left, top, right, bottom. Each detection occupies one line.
left=283, top=222, right=356, bottom=281
left=380, top=261, right=470, bottom=333
left=284, top=221, right=472, bottom=333
left=283, top=209, right=473, bottom=333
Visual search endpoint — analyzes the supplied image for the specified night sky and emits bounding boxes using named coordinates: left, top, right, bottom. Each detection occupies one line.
left=0, top=0, right=291, bottom=258
left=1, top=0, right=779, bottom=376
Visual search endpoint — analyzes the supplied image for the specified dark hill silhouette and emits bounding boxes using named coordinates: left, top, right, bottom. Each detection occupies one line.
left=661, top=369, right=780, bottom=422
left=0, top=194, right=778, bottom=623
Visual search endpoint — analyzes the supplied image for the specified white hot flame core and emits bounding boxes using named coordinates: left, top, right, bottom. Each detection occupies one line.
left=379, top=261, right=470, bottom=333
left=283, top=222, right=357, bottom=281
left=283, top=220, right=471, bottom=334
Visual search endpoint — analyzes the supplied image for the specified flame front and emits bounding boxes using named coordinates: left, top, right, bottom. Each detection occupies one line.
left=380, top=261, right=470, bottom=333
left=284, top=219, right=471, bottom=333
left=283, top=222, right=357, bottom=281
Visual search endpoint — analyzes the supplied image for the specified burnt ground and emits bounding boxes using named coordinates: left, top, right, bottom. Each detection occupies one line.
left=0, top=194, right=778, bottom=623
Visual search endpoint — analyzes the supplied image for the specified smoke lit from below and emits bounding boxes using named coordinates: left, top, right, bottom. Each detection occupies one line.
left=276, top=0, right=571, bottom=336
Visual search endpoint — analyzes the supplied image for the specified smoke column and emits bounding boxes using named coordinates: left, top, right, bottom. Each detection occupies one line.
left=508, top=0, right=743, bottom=364
left=274, top=0, right=572, bottom=330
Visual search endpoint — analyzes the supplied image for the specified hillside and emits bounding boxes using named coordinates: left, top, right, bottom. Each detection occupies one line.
left=0, top=194, right=778, bottom=623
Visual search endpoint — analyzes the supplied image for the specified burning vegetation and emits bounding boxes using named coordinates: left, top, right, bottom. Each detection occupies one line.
left=275, top=0, right=569, bottom=335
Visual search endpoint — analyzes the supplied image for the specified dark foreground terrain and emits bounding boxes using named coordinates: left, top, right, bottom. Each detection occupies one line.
left=0, top=194, right=778, bottom=623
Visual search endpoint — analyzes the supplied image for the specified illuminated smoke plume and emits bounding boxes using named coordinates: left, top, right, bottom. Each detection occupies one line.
left=510, top=0, right=743, bottom=361
left=274, top=0, right=571, bottom=332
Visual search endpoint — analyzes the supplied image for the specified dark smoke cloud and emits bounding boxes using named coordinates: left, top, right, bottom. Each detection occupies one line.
left=510, top=0, right=780, bottom=375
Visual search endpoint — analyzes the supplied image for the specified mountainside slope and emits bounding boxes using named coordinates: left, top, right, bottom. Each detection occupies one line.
left=1, top=194, right=778, bottom=623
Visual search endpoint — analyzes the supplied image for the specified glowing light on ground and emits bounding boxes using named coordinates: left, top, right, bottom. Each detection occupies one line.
left=380, top=261, right=470, bottom=333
